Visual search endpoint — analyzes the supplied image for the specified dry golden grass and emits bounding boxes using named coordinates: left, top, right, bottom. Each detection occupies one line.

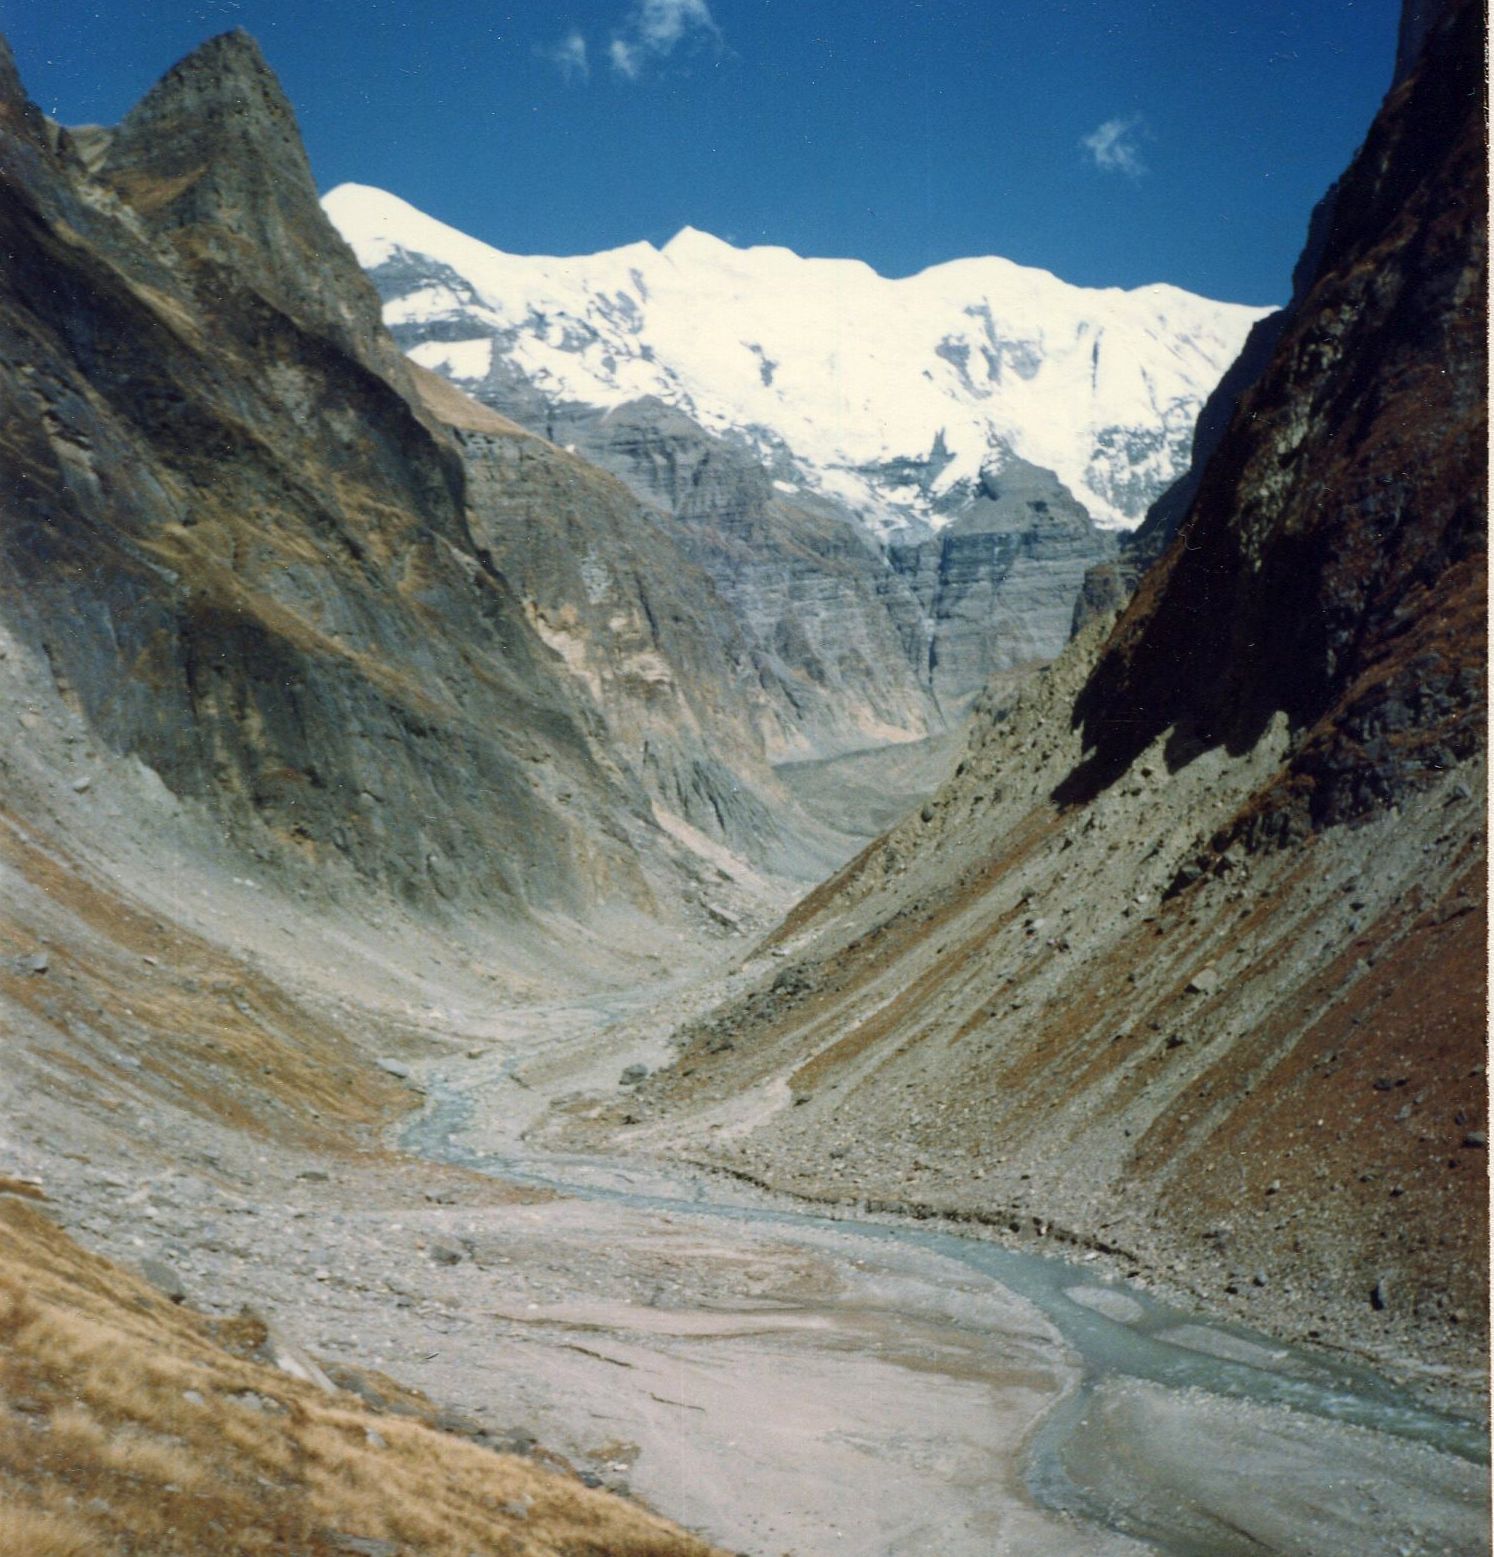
left=0, top=1198, right=724, bottom=1556
left=407, top=361, right=534, bottom=439
left=0, top=1503, right=99, bottom=1557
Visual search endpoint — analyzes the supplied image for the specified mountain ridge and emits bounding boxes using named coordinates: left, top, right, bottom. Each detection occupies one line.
left=0, top=23, right=858, bottom=982
left=324, top=180, right=1272, bottom=538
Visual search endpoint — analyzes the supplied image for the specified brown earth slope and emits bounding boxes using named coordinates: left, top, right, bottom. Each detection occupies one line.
left=591, top=0, right=1488, bottom=1400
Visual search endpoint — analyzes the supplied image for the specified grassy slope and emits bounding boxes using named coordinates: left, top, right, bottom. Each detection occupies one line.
left=0, top=1192, right=723, bottom=1557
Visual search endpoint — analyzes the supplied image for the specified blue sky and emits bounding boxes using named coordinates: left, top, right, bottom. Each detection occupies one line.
left=5, top=0, right=1402, bottom=304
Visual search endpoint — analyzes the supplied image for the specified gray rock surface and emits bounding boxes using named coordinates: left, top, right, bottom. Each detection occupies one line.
left=890, top=455, right=1117, bottom=709
left=372, top=268, right=1116, bottom=746
left=140, top=1256, right=187, bottom=1302
left=442, top=385, right=861, bottom=875
left=561, top=396, right=945, bottom=757
left=0, top=21, right=862, bottom=963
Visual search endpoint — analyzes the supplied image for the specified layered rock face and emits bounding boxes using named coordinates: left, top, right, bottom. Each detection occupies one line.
left=890, top=456, right=1118, bottom=708
left=379, top=324, right=1117, bottom=735
left=536, top=396, right=945, bottom=757
left=603, top=0, right=1487, bottom=1382
left=419, top=375, right=854, bottom=877
left=484, top=392, right=1123, bottom=735
left=0, top=28, right=840, bottom=956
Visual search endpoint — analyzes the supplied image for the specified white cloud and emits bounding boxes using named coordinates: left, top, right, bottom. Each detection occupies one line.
left=634, top=0, right=716, bottom=50
left=540, top=29, right=590, bottom=84
left=609, top=0, right=719, bottom=78
left=1081, top=115, right=1148, bottom=179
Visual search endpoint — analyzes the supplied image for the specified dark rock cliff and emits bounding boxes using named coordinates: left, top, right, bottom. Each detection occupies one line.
left=1119, top=309, right=1290, bottom=571
left=1062, top=0, right=1485, bottom=844
left=1073, top=1, right=1471, bottom=635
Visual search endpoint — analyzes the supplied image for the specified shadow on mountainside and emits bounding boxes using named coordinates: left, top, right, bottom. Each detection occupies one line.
left=1052, top=0, right=1485, bottom=837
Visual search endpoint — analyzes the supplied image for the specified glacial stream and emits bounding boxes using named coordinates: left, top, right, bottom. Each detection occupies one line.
left=403, top=1065, right=1490, bottom=1554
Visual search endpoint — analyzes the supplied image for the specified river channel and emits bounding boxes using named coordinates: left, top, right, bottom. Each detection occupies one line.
left=398, top=998, right=1489, bottom=1556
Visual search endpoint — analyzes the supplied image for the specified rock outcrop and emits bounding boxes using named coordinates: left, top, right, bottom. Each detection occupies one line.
left=1063, top=0, right=1485, bottom=842
left=605, top=0, right=1487, bottom=1388
left=420, top=375, right=855, bottom=877
left=539, top=396, right=945, bottom=757
left=1, top=32, right=636, bottom=928
left=371, top=338, right=1118, bottom=739
left=555, top=397, right=1121, bottom=736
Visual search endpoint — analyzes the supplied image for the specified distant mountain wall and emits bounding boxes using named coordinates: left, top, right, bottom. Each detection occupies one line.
left=336, top=194, right=1213, bottom=728
left=326, top=186, right=1270, bottom=537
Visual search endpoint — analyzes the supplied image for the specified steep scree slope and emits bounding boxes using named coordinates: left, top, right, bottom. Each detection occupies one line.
left=589, top=0, right=1488, bottom=1395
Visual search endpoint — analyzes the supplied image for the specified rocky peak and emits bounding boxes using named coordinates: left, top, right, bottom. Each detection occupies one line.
left=0, top=35, right=71, bottom=174
left=595, top=396, right=778, bottom=518
left=0, top=35, right=44, bottom=143
left=94, top=29, right=403, bottom=385
left=107, top=30, right=294, bottom=149
left=959, top=453, right=1098, bottom=538
left=1393, top=0, right=1461, bottom=86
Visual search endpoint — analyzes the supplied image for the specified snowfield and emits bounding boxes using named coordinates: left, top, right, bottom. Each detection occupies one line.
left=325, top=182, right=1273, bottom=535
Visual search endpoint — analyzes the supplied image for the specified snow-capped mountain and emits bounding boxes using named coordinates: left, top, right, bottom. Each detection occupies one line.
left=324, top=183, right=1273, bottom=537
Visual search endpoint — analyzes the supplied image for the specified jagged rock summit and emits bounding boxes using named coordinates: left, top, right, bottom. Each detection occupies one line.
left=94, top=30, right=406, bottom=384
left=324, top=182, right=1271, bottom=538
